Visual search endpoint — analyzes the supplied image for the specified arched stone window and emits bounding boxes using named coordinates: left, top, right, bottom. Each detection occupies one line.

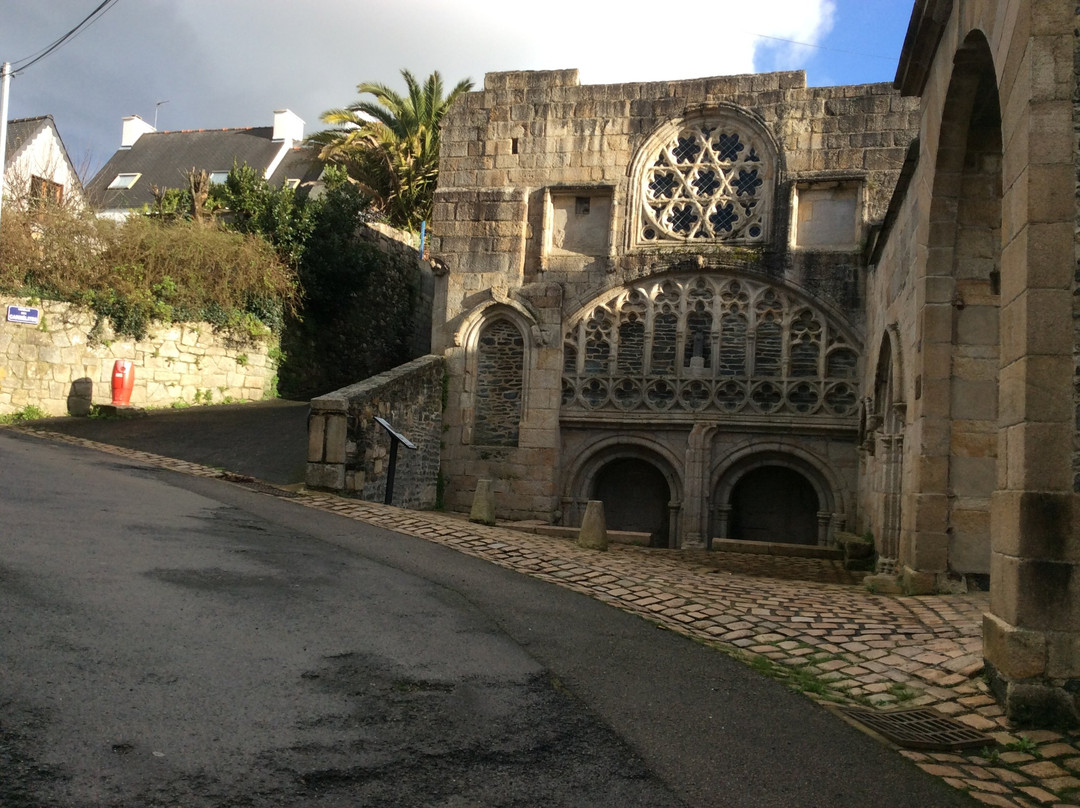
left=562, top=275, right=859, bottom=418
left=474, top=319, right=524, bottom=447
left=632, top=108, right=777, bottom=246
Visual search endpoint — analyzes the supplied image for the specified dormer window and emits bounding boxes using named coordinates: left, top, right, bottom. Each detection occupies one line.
left=107, top=172, right=140, bottom=190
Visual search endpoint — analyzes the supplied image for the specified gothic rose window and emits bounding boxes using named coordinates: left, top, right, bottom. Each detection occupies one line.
left=637, top=114, right=774, bottom=245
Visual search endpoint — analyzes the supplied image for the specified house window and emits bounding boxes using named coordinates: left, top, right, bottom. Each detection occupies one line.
left=31, top=176, right=63, bottom=207
left=107, top=173, right=140, bottom=190
left=208, top=171, right=230, bottom=185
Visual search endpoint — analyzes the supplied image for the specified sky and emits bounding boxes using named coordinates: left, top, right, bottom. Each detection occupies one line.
left=1, top=0, right=915, bottom=180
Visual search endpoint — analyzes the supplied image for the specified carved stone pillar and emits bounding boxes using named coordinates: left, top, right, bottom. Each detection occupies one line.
left=713, top=504, right=732, bottom=542
left=816, top=511, right=831, bottom=546
left=680, top=423, right=711, bottom=549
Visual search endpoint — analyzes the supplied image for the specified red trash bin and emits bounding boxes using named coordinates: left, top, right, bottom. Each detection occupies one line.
left=111, top=360, right=134, bottom=406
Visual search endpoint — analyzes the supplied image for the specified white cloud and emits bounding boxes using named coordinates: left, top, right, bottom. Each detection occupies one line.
left=1, top=0, right=842, bottom=175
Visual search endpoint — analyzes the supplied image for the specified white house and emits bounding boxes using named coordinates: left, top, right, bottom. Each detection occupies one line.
left=2, top=115, right=83, bottom=209
left=86, top=109, right=322, bottom=220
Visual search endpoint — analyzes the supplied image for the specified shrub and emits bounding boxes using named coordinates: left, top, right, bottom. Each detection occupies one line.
left=0, top=205, right=298, bottom=341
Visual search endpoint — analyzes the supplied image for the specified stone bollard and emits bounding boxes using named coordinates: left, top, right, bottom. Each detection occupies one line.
left=67, top=378, right=94, bottom=417
left=577, top=500, right=608, bottom=551
left=469, top=479, right=497, bottom=526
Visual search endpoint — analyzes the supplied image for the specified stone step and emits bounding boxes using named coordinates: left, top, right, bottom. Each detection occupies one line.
left=709, top=537, right=843, bottom=560
left=507, top=522, right=652, bottom=546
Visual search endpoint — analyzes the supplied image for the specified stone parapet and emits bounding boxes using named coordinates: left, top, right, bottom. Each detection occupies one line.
left=307, top=355, right=444, bottom=508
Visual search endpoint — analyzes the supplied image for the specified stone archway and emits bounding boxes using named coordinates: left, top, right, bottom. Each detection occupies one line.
left=563, top=437, right=684, bottom=547
left=592, top=457, right=672, bottom=547
left=711, top=447, right=840, bottom=547
left=729, top=466, right=820, bottom=545
left=906, top=29, right=1001, bottom=587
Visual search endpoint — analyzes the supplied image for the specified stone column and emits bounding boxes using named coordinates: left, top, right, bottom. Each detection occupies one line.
left=667, top=500, right=682, bottom=549
left=983, top=4, right=1080, bottom=728
left=816, top=511, right=831, bottom=546
left=713, top=504, right=732, bottom=542
left=680, top=423, right=711, bottom=549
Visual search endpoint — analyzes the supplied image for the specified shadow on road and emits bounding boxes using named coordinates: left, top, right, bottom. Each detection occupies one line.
left=28, top=399, right=310, bottom=486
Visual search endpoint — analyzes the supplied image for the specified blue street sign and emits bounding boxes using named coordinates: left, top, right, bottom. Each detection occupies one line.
left=6, top=305, right=40, bottom=325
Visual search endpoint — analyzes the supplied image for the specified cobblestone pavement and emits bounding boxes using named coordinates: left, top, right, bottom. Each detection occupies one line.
left=14, top=425, right=1080, bottom=808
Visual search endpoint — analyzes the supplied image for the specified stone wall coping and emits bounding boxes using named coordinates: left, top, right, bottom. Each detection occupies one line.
left=310, top=355, right=443, bottom=412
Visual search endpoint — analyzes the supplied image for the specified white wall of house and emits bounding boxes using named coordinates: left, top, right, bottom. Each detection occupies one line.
left=3, top=123, right=82, bottom=208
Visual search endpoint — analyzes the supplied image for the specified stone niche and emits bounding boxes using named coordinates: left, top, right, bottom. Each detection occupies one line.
left=792, top=180, right=863, bottom=251
left=541, top=186, right=613, bottom=270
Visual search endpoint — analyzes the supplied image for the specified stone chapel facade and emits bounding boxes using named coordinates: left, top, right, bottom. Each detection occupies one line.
left=424, top=0, right=1080, bottom=724
left=431, top=68, right=918, bottom=548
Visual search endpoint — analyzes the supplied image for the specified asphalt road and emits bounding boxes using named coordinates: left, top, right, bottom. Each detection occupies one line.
left=0, top=429, right=977, bottom=807
left=28, top=399, right=311, bottom=485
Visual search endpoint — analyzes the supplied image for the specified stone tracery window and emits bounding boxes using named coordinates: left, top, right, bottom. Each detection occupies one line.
left=636, top=112, right=774, bottom=245
left=562, top=275, right=859, bottom=418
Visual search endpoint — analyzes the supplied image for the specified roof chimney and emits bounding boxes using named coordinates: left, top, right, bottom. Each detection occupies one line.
left=272, top=109, right=304, bottom=146
left=121, top=115, right=156, bottom=148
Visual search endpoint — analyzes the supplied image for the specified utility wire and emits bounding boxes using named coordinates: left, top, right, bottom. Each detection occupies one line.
left=752, top=31, right=898, bottom=62
left=11, top=0, right=121, bottom=74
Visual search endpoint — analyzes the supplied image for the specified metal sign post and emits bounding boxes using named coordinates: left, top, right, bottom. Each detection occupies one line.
left=374, top=416, right=417, bottom=506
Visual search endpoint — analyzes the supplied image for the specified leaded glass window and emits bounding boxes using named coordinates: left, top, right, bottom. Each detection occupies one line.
left=561, top=275, right=859, bottom=418
left=637, top=113, right=774, bottom=246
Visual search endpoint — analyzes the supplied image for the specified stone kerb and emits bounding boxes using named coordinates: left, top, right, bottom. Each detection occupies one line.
left=0, top=295, right=276, bottom=415
left=307, top=355, right=445, bottom=509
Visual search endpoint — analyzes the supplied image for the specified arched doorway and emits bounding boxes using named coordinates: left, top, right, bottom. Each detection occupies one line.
left=729, top=466, right=819, bottom=545
left=592, top=458, right=671, bottom=547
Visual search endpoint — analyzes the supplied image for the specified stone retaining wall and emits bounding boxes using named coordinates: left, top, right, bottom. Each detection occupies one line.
left=0, top=295, right=277, bottom=415
left=307, top=355, right=444, bottom=508
left=360, top=221, right=434, bottom=357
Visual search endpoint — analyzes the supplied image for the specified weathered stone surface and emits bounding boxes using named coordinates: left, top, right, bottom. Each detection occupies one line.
left=306, top=355, right=445, bottom=510
left=577, top=500, right=608, bottom=551
left=470, top=479, right=497, bottom=526
left=0, top=295, right=275, bottom=415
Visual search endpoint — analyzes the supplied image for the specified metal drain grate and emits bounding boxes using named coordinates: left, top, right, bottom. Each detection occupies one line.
left=838, top=706, right=994, bottom=751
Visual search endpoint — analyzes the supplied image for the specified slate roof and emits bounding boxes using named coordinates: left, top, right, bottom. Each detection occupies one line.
left=270, top=144, right=324, bottom=189
left=4, top=115, right=84, bottom=202
left=4, top=116, right=52, bottom=167
left=86, top=126, right=323, bottom=212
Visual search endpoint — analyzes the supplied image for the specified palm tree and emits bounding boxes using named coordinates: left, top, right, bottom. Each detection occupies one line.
left=310, top=69, right=473, bottom=231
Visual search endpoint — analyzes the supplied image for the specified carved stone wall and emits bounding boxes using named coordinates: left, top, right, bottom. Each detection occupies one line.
left=430, top=68, right=915, bottom=544
left=561, top=274, right=859, bottom=420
